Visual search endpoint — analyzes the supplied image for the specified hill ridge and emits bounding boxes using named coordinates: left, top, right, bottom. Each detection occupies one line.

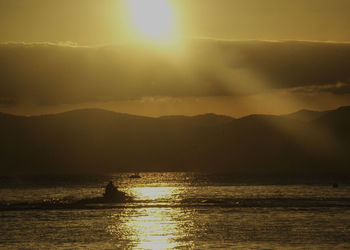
left=1, top=106, right=349, bottom=175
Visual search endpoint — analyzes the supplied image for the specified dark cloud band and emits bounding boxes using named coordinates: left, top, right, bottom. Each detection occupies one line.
left=1, top=40, right=350, bottom=105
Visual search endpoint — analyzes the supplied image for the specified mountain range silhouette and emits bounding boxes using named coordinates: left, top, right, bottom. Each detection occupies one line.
left=1, top=106, right=349, bottom=176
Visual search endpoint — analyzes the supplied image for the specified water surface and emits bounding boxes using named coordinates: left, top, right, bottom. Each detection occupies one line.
left=1, top=172, right=349, bottom=249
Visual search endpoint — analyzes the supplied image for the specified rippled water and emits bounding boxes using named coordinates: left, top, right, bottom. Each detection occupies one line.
left=1, top=172, right=350, bottom=249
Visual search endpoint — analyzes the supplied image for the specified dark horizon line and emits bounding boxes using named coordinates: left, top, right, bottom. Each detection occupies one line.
left=1, top=105, right=348, bottom=120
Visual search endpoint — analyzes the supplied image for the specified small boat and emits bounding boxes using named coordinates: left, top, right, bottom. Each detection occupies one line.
left=77, top=182, right=131, bottom=204
left=129, top=173, right=141, bottom=179
left=77, top=191, right=130, bottom=204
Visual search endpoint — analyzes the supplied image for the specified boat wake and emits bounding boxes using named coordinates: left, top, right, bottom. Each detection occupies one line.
left=1, top=197, right=350, bottom=211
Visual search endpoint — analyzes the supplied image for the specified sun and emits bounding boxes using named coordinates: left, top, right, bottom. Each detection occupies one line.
left=128, top=0, right=176, bottom=42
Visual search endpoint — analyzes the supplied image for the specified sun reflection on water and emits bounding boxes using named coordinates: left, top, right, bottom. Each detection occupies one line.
left=107, top=186, right=193, bottom=249
left=130, top=187, right=178, bottom=201
left=126, top=208, right=179, bottom=249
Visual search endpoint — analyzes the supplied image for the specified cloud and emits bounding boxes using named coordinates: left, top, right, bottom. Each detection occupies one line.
left=1, top=40, right=350, bottom=106
left=287, top=82, right=350, bottom=95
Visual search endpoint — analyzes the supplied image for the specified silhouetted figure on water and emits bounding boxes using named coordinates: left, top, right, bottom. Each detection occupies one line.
left=104, top=181, right=127, bottom=201
left=76, top=181, right=129, bottom=205
left=105, top=181, right=117, bottom=195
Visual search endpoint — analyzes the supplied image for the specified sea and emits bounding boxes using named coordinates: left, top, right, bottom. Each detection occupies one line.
left=0, top=172, right=349, bottom=249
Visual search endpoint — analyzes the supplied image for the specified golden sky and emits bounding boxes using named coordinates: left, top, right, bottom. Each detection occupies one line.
left=2, top=0, right=350, bottom=43
left=1, top=0, right=350, bottom=117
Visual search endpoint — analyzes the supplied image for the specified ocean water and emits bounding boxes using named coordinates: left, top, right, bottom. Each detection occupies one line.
left=0, top=172, right=350, bottom=249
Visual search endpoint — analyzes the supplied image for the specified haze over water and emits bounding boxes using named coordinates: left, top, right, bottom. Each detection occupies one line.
left=2, top=0, right=350, bottom=248
left=1, top=172, right=350, bottom=249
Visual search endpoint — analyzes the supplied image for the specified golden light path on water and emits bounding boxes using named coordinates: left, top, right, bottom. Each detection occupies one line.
left=131, top=187, right=178, bottom=201
left=107, top=187, right=194, bottom=249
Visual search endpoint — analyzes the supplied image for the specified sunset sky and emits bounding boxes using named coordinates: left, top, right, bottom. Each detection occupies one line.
left=1, top=0, right=350, bottom=117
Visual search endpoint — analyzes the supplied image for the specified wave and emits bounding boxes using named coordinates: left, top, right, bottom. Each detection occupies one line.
left=1, top=197, right=350, bottom=211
